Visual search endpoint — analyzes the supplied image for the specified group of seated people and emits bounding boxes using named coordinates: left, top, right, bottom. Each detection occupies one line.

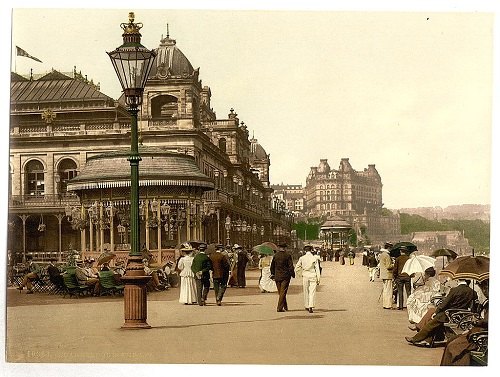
left=402, top=268, right=489, bottom=366
left=18, top=254, right=177, bottom=296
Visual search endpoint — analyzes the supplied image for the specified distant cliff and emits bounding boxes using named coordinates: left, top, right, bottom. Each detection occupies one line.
left=396, top=204, right=490, bottom=222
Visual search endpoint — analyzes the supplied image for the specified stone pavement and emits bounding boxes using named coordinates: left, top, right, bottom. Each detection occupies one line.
left=5, top=257, right=444, bottom=365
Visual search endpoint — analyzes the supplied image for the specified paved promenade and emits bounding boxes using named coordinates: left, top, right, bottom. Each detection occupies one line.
left=5, top=257, right=444, bottom=366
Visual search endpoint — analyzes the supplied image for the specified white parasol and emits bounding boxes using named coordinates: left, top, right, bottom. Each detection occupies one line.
left=402, top=254, right=436, bottom=276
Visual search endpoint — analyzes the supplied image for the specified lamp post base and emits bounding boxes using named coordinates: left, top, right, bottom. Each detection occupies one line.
left=121, top=256, right=152, bottom=330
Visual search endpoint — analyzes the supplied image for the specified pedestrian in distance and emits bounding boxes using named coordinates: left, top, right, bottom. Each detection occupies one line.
left=295, top=245, right=321, bottom=313
left=236, top=245, right=249, bottom=288
left=227, top=245, right=239, bottom=287
left=378, top=243, right=394, bottom=309
left=258, top=252, right=277, bottom=293
left=177, top=243, right=197, bottom=305
left=210, top=244, right=231, bottom=306
left=367, top=249, right=378, bottom=281
left=348, top=249, right=355, bottom=265
left=270, top=242, right=295, bottom=312
left=393, top=246, right=411, bottom=310
left=191, top=243, right=213, bottom=306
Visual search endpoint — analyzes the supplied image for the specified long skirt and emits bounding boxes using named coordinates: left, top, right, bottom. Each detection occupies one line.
left=259, top=266, right=277, bottom=292
left=382, top=279, right=393, bottom=309
left=179, top=276, right=197, bottom=304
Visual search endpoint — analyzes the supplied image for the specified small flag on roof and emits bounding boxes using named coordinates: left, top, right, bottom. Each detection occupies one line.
left=16, top=46, right=42, bottom=63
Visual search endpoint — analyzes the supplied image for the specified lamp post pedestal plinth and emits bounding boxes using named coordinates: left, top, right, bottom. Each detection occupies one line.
left=121, top=256, right=152, bottom=329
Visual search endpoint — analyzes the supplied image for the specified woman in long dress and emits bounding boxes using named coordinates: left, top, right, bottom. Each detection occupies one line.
left=258, top=254, right=277, bottom=293
left=406, top=267, right=441, bottom=323
left=177, top=248, right=197, bottom=304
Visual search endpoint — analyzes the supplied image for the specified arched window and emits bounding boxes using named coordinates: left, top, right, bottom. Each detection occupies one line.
left=151, top=95, right=178, bottom=119
left=57, top=158, right=78, bottom=195
left=25, top=160, right=45, bottom=197
left=218, top=138, right=227, bottom=153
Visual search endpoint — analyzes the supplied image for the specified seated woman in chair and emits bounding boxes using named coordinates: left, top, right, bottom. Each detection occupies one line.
left=406, top=267, right=441, bottom=324
left=441, top=279, right=489, bottom=365
left=405, top=279, right=477, bottom=346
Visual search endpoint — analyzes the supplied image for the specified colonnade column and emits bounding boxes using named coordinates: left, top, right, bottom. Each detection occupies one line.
left=110, top=207, right=114, bottom=252
left=21, top=214, right=28, bottom=262
left=99, top=203, right=104, bottom=253
left=186, top=200, right=191, bottom=241
left=81, top=205, right=86, bottom=260
left=145, top=200, right=150, bottom=252
left=156, top=203, right=161, bottom=264
left=56, top=214, right=64, bottom=254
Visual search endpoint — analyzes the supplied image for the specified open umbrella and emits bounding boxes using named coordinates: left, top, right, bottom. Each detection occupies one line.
left=390, top=242, right=418, bottom=258
left=432, top=248, right=458, bottom=259
left=261, top=241, right=279, bottom=251
left=432, top=248, right=458, bottom=269
left=97, top=251, right=116, bottom=266
left=440, top=255, right=489, bottom=282
left=401, top=254, right=436, bottom=276
left=252, top=244, right=274, bottom=256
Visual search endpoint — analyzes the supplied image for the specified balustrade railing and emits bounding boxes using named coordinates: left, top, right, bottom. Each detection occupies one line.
left=9, top=194, right=80, bottom=208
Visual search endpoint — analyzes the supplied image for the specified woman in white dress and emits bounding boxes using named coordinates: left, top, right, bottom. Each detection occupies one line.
left=177, top=245, right=197, bottom=304
left=258, top=254, right=277, bottom=293
left=406, top=267, right=441, bottom=323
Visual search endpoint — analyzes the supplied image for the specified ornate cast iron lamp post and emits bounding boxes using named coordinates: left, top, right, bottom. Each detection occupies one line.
left=107, top=12, right=157, bottom=329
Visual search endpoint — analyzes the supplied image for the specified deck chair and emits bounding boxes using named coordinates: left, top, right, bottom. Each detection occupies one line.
left=62, top=272, right=90, bottom=298
left=98, top=271, right=124, bottom=296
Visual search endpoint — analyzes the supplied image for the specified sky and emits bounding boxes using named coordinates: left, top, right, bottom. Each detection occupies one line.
left=4, top=2, right=498, bottom=211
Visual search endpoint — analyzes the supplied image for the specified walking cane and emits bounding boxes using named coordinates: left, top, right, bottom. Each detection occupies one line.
left=378, top=287, right=383, bottom=302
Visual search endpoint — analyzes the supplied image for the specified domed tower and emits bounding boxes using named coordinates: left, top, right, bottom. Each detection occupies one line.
left=249, top=137, right=271, bottom=188
left=141, top=29, right=215, bottom=129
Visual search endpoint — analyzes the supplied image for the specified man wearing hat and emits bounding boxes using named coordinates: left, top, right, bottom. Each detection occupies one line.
left=393, top=245, right=411, bottom=310
left=227, top=244, right=240, bottom=287
left=295, top=245, right=321, bottom=313
left=17, top=255, right=41, bottom=294
left=191, top=243, right=213, bottom=306
left=75, top=258, right=100, bottom=296
left=378, top=244, right=394, bottom=309
left=210, top=244, right=231, bottom=305
left=270, top=242, right=295, bottom=312
left=236, top=244, right=249, bottom=288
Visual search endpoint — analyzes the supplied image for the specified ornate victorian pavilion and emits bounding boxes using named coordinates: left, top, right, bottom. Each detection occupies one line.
left=8, top=29, right=294, bottom=264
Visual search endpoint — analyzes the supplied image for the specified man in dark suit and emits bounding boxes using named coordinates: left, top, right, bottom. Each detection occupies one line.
left=210, top=244, right=230, bottom=306
left=393, top=246, right=411, bottom=310
left=270, top=242, right=295, bottom=312
left=405, top=279, right=477, bottom=345
left=236, top=246, right=249, bottom=288
left=191, top=243, right=213, bottom=306
left=47, top=259, right=64, bottom=291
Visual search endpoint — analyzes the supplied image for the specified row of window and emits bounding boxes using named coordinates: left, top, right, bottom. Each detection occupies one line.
left=17, top=158, right=78, bottom=196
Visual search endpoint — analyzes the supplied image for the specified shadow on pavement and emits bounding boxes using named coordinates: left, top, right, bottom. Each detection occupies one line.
left=150, top=313, right=325, bottom=330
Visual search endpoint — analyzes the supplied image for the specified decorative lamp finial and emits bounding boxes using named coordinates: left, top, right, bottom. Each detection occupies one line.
left=120, top=11, right=143, bottom=41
